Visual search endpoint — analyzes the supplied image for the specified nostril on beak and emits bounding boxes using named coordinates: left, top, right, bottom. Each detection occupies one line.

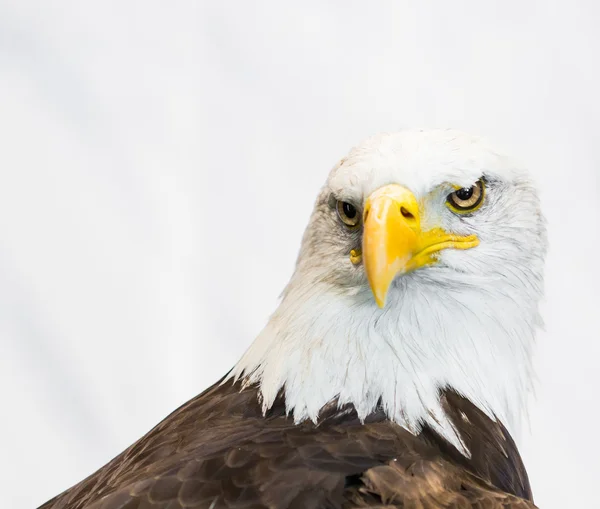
left=400, top=206, right=415, bottom=220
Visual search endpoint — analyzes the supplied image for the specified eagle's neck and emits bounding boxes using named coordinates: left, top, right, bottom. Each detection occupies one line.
left=230, top=270, right=541, bottom=452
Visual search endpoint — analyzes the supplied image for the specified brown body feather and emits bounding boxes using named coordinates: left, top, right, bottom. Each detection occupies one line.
left=40, top=379, right=534, bottom=509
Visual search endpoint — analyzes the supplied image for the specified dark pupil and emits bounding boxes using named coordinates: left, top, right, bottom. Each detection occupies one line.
left=343, top=202, right=357, bottom=219
left=455, top=187, right=473, bottom=201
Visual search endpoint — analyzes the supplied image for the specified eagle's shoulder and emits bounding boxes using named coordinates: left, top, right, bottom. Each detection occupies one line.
left=40, top=381, right=535, bottom=509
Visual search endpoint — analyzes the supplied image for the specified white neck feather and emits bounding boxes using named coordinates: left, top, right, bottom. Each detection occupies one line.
left=229, top=267, right=541, bottom=452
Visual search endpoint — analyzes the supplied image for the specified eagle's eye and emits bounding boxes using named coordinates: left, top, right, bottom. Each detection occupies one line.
left=447, top=179, right=485, bottom=213
left=336, top=200, right=360, bottom=227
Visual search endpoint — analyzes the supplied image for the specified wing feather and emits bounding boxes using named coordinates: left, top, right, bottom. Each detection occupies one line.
left=39, top=381, right=536, bottom=509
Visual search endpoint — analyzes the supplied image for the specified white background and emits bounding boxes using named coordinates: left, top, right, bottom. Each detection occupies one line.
left=1, top=2, right=598, bottom=508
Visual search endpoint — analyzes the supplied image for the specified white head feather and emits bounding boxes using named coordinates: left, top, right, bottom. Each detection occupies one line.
left=229, top=129, right=547, bottom=452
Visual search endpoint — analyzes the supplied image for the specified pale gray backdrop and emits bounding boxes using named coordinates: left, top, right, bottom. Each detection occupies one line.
left=1, top=2, right=598, bottom=508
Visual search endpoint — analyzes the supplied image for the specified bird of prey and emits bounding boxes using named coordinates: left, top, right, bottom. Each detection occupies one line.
left=41, top=129, right=547, bottom=509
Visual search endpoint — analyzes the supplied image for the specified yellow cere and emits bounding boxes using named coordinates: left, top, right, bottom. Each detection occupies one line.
left=361, top=184, right=480, bottom=308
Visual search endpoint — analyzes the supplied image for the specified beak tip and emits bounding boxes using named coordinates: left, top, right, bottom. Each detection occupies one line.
left=368, top=276, right=391, bottom=309
left=374, top=292, right=387, bottom=309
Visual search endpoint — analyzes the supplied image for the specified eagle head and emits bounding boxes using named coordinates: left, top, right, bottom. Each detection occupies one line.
left=231, top=129, right=547, bottom=451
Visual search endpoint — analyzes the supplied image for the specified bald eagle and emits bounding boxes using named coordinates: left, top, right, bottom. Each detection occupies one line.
left=41, top=130, right=547, bottom=509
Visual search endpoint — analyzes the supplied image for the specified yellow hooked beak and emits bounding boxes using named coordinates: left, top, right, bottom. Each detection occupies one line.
left=362, top=184, right=479, bottom=308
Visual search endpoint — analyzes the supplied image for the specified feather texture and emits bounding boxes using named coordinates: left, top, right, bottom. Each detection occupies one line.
left=40, top=380, right=534, bottom=509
